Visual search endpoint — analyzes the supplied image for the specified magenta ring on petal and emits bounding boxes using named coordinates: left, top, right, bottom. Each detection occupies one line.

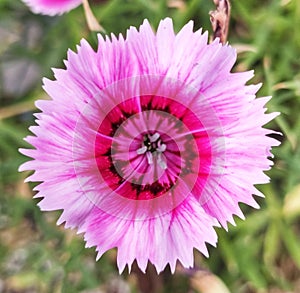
left=72, top=75, right=226, bottom=221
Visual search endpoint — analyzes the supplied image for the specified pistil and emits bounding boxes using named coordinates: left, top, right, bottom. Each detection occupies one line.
left=136, top=133, right=167, bottom=169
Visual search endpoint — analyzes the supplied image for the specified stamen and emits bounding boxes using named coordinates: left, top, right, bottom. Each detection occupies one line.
left=157, top=153, right=167, bottom=170
left=137, top=146, right=147, bottom=154
left=146, top=152, right=153, bottom=164
left=136, top=132, right=167, bottom=169
left=149, top=132, right=160, bottom=142
left=157, top=141, right=166, bottom=152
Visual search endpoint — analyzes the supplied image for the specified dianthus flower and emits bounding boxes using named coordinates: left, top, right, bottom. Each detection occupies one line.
left=22, top=0, right=82, bottom=15
left=19, top=18, right=279, bottom=273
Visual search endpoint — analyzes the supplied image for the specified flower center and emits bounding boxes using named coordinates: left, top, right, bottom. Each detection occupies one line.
left=136, top=133, right=167, bottom=170
left=93, top=95, right=207, bottom=202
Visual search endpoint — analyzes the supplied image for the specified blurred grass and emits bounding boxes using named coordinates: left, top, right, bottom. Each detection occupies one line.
left=0, top=0, right=300, bottom=292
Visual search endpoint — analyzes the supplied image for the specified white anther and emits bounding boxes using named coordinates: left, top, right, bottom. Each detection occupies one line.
left=157, top=153, right=167, bottom=170
left=137, top=146, right=147, bottom=154
left=146, top=152, right=153, bottom=164
left=149, top=132, right=160, bottom=142
left=157, top=142, right=166, bottom=152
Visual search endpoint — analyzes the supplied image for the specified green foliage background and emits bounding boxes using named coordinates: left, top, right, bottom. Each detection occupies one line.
left=0, top=0, right=300, bottom=292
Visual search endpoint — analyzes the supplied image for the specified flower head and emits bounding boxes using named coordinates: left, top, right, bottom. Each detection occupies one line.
left=22, top=0, right=82, bottom=15
left=19, top=18, right=279, bottom=273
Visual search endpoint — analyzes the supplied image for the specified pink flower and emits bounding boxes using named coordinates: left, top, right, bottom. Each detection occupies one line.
left=19, top=18, right=279, bottom=273
left=22, top=0, right=82, bottom=15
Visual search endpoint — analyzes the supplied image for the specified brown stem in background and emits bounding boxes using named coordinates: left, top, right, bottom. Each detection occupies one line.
left=132, top=262, right=164, bottom=293
left=209, top=0, right=231, bottom=44
left=82, top=0, right=105, bottom=32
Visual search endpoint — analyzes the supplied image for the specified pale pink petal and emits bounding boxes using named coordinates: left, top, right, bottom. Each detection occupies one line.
left=22, top=0, right=82, bottom=15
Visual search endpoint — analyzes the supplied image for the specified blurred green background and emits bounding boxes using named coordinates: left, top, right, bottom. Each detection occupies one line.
left=0, top=0, right=300, bottom=292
